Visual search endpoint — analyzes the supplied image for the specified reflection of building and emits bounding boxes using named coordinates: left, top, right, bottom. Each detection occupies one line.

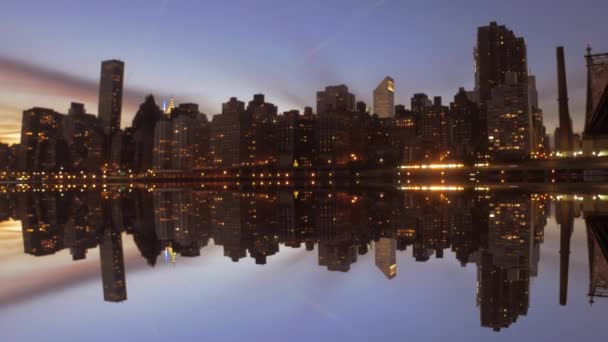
left=476, top=196, right=534, bottom=331
left=375, top=237, right=397, bottom=279
left=99, top=227, right=127, bottom=302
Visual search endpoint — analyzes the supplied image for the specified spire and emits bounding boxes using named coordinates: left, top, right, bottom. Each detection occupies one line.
left=167, top=96, right=175, bottom=115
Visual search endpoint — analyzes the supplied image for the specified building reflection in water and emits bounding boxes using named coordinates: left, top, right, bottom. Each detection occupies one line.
left=1, top=186, right=608, bottom=331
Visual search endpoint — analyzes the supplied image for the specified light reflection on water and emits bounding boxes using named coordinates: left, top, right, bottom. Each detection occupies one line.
left=0, top=185, right=607, bottom=341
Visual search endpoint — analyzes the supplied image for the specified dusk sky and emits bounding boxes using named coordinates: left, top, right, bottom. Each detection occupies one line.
left=1, top=0, right=607, bottom=145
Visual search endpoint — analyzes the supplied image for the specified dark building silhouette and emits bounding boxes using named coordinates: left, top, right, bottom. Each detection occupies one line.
left=316, top=85, right=355, bottom=114
left=132, top=95, right=162, bottom=173
left=476, top=22, right=528, bottom=156
left=62, top=102, right=104, bottom=171
left=247, top=94, right=279, bottom=166
left=18, top=107, right=68, bottom=171
left=98, top=60, right=124, bottom=139
left=211, top=97, right=249, bottom=167
left=278, top=108, right=316, bottom=168
left=449, top=88, right=480, bottom=161
left=0, top=143, right=9, bottom=171
left=97, top=60, right=125, bottom=167
left=476, top=22, right=528, bottom=105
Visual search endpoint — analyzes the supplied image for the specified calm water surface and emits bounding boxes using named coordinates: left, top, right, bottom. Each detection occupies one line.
left=1, top=185, right=607, bottom=341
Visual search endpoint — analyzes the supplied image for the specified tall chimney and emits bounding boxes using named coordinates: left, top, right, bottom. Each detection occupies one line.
left=557, top=46, right=574, bottom=152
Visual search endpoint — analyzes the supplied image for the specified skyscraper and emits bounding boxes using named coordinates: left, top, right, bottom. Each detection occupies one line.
left=476, top=22, right=528, bottom=105
left=373, top=76, right=395, bottom=118
left=487, top=72, right=531, bottom=159
left=98, top=60, right=124, bottom=138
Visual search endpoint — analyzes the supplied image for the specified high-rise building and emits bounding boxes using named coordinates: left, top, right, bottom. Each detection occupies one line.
left=132, top=95, right=162, bottom=173
left=247, top=94, right=279, bottom=165
left=375, top=237, right=397, bottom=279
left=19, top=107, right=68, bottom=171
left=373, top=76, right=395, bottom=118
left=316, top=85, right=355, bottom=114
left=210, top=97, right=249, bottom=167
left=476, top=22, right=528, bottom=105
left=278, top=108, right=316, bottom=168
left=449, top=88, right=480, bottom=160
left=62, top=102, right=104, bottom=171
left=98, top=60, right=124, bottom=138
left=417, top=95, right=449, bottom=158
left=152, top=118, right=173, bottom=170
left=487, top=72, right=531, bottom=159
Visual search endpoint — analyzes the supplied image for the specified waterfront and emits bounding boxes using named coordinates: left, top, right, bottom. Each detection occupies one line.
left=1, top=184, right=607, bottom=341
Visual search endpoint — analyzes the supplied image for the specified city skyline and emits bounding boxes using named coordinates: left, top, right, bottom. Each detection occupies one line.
left=1, top=1, right=607, bottom=145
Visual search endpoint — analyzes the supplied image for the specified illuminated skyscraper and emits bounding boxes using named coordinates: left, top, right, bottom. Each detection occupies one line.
left=167, top=96, right=176, bottom=115
left=98, top=60, right=124, bottom=137
left=487, top=72, right=531, bottom=159
left=375, top=237, right=397, bottom=279
left=373, top=76, right=395, bottom=118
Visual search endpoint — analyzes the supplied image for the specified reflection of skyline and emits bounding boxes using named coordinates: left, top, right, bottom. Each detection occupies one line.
left=1, top=188, right=607, bottom=332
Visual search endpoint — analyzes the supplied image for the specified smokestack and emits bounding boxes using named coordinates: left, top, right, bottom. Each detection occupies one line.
left=557, top=46, right=574, bottom=152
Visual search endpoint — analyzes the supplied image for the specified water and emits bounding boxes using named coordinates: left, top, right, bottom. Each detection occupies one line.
left=1, top=184, right=607, bottom=341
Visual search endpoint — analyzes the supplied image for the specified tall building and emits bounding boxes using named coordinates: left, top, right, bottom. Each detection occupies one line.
left=417, top=96, right=449, bottom=158
left=316, top=85, right=355, bottom=114
left=375, top=237, right=397, bottom=279
left=98, top=60, right=124, bottom=137
left=487, top=72, right=531, bottom=159
left=247, top=94, right=279, bottom=165
left=62, top=102, right=104, bottom=171
left=278, top=108, right=316, bottom=168
left=373, top=76, right=395, bottom=118
left=18, top=107, right=68, bottom=171
left=555, top=47, right=574, bottom=153
left=449, top=88, right=480, bottom=160
left=210, top=97, right=249, bottom=167
left=132, top=96, right=163, bottom=173
left=152, top=118, right=173, bottom=170
left=476, top=22, right=528, bottom=105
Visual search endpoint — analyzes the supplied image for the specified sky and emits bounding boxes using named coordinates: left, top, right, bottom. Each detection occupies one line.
left=0, top=0, right=607, bottom=145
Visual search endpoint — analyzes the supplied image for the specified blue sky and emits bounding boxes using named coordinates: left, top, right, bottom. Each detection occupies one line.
left=1, top=0, right=607, bottom=144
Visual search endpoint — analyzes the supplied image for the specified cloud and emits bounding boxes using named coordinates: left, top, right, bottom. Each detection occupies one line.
left=0, top=54, right=151, bottom=113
